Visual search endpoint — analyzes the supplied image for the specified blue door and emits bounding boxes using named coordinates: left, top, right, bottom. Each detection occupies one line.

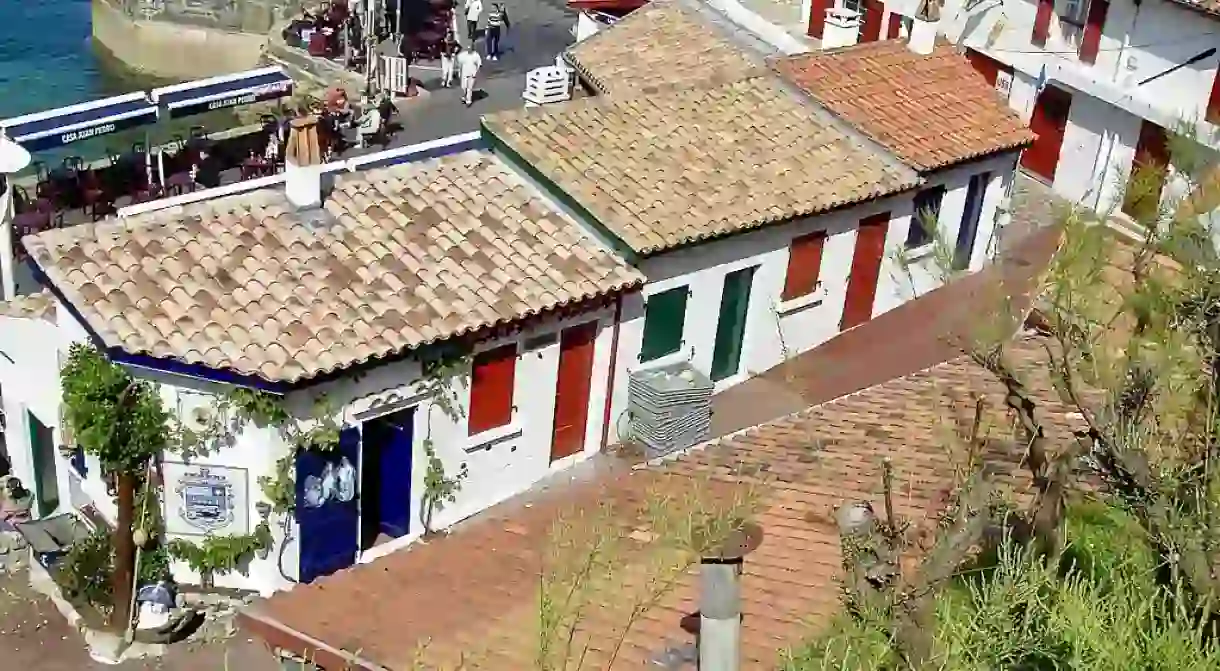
left=296, top=427, right=360, bottom=584
left=378, top=408, right=415, bottom=538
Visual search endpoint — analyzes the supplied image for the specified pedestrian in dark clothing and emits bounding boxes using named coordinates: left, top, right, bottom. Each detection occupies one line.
left=486, top=3, right=509, bottom=60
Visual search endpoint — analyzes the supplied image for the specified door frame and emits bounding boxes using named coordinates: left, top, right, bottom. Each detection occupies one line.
left=1021, top=85, right=1072, bottom=184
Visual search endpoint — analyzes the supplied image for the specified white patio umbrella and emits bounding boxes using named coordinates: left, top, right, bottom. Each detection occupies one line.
left=0, top=132, right=32, bottom=301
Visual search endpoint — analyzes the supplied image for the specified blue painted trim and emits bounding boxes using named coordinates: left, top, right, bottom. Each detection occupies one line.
left=158, top=71, right=292, bottom=107
left=3, top=98, right=157, bottom=149
left=25, top=258, right=289, bottom=394
left=349, top=135, right=485, bottom=171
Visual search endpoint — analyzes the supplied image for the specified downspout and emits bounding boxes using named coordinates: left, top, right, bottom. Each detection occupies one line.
left=599, top=292, right=624, bottom=450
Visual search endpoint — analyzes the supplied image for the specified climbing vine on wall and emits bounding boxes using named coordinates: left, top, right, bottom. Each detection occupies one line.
left=166, top=523, right=273, bottom=588
left=419, top=351, right=472, bottom=535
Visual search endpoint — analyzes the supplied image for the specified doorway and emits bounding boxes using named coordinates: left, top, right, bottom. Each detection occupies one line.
left=711, top=266, right=757, bottom=382
left=954, top=172, right=991, bottom=271
left=551, top=322, right=598, bottom=463
left=1122, top=120, right=1170, bottom=221
left=296, top=427, right=360, bottom=584
left=1022, top=86, right=1073, bottom=183
left=28, top=411, right=57, bottom=517
left=841, top=212, right=890, bottom=331
left=360, top=407, right=415, bottom=550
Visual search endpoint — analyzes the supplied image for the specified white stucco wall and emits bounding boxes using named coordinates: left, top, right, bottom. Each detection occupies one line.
left=942, top=0, right=1220, bottom=210
left=0, top=296, right=618, bottom=595
left=603, top=153, right=1016, bottom=444
left=302, top=304, right=618, bottom=566
left=0, top=313, right=64, bottom=511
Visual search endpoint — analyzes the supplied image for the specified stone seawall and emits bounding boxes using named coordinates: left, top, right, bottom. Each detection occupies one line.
left=91, top=0, right=304, bottom=80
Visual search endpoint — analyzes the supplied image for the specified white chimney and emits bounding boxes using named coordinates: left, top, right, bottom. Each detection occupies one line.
left=822, top=9, right=861, bottom=50
left=284, top=115, right=323, bottom=209
left=908, top=17, right=940, bottom=55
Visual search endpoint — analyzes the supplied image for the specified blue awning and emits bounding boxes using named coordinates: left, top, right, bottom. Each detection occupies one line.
left=0, top=92, right=158, bottom=152
left=151, top=67, right=294, bottom=119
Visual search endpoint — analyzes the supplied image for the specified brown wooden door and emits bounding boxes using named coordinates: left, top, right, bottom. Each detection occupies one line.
left=841, top=212, right=890, bottom=331
left=1021, top=86, right=1072, bottom=183
left=1122, top=121, right=1170, bottom=221
left=550, top=321, right=599, bottom=462
left=861, top=0, right=884, bottom=42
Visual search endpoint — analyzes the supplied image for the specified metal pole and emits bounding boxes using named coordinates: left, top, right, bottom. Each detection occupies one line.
left=0, top=178, right=15, bottom=300
left=699, top=557, right=742, bottom=671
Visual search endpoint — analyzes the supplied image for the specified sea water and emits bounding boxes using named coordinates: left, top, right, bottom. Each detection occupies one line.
left=0, top=0, right=240, bottom=171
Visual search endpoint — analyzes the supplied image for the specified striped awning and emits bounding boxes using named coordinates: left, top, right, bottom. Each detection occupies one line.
left=0, top=93, right=158, bottom=152
left=151, top=67, right=295, bottom=119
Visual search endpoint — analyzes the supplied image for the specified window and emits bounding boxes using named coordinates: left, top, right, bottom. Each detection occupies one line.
left=782, top=231, right=827, bottom=301
left=468, top=343, right=517, bottom=435
left=639, top=286, right=688, bottom=362
left=907, top=186, right=946, bottom=249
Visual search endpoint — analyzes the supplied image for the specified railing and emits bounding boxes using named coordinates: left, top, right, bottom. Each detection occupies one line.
left=116, top=131, right=484, bottom=218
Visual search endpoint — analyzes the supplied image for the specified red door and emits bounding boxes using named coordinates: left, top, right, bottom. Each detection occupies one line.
left=887, top=13, right=903, bottom=39
left=1021, top=86, right=1072, bottom=183
left=550, top=321, right=598, bottom=462
left=808, top=0, right=831, bottom=37
left=1122, top=121, right=1170, bottom=221
left=861, top=0, right=884, bottom=42
left=841, top=212, right=890, bottom=331
left=966, top=48, right=1007, bottom=87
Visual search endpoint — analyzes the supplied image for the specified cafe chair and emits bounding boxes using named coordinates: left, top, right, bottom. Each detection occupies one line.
left=79, top=169, right=105, bottom=216
left=11, top=185, right=31, bottom=214
left=31, top=161, right=56, bottom=203
left=90, top=196, right=118, bottom=222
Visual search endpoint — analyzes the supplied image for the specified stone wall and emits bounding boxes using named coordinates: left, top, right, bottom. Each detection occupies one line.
left=92, top=0, right=285, bottom=80
left=108, top=0, right=305, bottom=34
left=0, top=531, right=29, bottom=574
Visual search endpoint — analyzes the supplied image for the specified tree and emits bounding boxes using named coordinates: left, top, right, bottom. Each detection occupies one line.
left=794, top=125, right=1220, bottom=668
left=60, top=343, right=169, bottom=627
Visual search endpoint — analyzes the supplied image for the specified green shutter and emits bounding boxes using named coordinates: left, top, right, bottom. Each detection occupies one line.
left=640, top=287, right=688, bottom=362
left=711, top=267, right=756, bottom=381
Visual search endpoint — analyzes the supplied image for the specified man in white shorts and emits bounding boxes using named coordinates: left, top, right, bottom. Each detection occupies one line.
left=456, top=45, right=483, bottom=107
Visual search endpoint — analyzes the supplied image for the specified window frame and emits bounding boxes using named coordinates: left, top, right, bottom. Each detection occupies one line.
left=639, top=286, right=689, bottom=362
left=782, top=230, right=828, bottom=302
left=467, top=342, right=518, bottom=436
left=906, top=185, right=946, bottom=249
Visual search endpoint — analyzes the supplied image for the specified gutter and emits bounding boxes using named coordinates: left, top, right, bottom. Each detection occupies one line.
left=600, top=293, right=624, bottom=449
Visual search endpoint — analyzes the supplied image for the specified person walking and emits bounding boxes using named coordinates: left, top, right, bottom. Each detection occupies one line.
left=440, top=29, right=459, bottom=87
left=456, top=45, right=483, bottom=107
left=464, top=0, right=483, bottom=44
left=485, top=3, right=509, bottom=61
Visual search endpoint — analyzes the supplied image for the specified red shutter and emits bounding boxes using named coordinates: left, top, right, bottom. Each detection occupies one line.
left=782, top=231, right=827, bottom=301
left=807, top=0, right=831, bottom=38
left=1078, top=0, right=1108, bottom=64
left=468, top=343, right=517, bottom=435
left=887, top=13, right=902, bottom=39
left=1208, top=69, right=1220, bottom=124
left=862, top=0, right=884, bottom=42
left=1032, top=0, right=1054, bottom=47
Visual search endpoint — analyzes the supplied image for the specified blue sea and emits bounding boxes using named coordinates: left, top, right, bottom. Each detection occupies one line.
left=0, top=0, right=237, bottom=168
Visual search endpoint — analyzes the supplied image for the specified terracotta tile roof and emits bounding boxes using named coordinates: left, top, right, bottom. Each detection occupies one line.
left=772, top=40, right=1035, bottom=172
left=484, top=77, right=918, bottom=256
left=24, top=152, right=644, bottom=384
left=242, top=339, right=1080, bottom=669
left=0, top=290, right=57, bottom=323
left=565, top=1, right=768, bottom=97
